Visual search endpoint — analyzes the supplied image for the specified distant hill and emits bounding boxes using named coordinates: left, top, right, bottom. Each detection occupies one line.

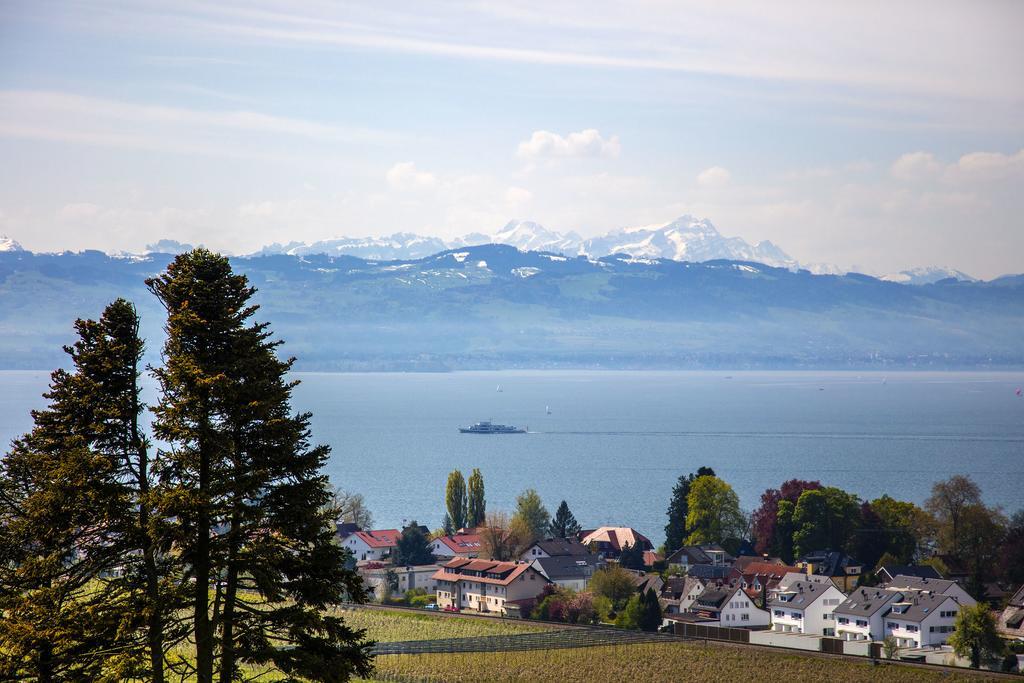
left=0, top=245, right=1021, bottom=371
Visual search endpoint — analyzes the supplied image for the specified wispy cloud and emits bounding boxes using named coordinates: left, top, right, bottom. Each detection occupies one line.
left=517, top=129, right=620, bottom=160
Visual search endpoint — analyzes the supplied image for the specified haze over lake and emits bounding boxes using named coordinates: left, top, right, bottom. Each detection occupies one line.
left=3, top=370, right=1022, bottom=548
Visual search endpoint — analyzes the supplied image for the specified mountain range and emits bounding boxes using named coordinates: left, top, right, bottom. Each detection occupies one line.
left=0, top=244, right=1020, bottom=371
left=1, top=214, right=980, bottom=285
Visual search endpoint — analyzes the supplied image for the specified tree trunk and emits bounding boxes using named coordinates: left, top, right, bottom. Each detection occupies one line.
left=194, top=427, right=214, bottom=683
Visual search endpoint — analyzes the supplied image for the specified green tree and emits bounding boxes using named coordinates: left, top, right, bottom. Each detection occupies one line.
left=949, top=603, right=1004, bottom=668
left=479, top=511, right=516, bottom=561
left=882, top=635, right=900, bottom=660
left=467, top=468, right=486, bottom=528
left=513, top=489, right=550, bottom=544
left=684, top=476, right=746, bottom=545
left=548, top=500, right=582, bottom=539
left=0, top=300, right=169, bottom=682
left=775, top=500, right=796, bottom=563
left=589, top=565, right=637, bottom=611
left=618, top=542, right=645, bottom=570
left=445, top=471, right=468, bottom=532
left=926, top=475, right=982, bottom=560
left=664, top=467, right=715, bottom=552
left=395, top=521, right=435, bottom=566
left=870, top=495, right=935, bottom=563
left=790, top=486, right=861, bottom=559
left=640, top=589, right=662, bottom=632
left=614, top=594, right=645, bottom=630
left=148, top=250, right=371, bottom=683
left=958, top=503, right=1008, bottom=599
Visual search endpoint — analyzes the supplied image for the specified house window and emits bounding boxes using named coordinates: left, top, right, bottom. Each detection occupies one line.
left=856, top=620, right=867, bottom=627
left=774, top=610, right=784, bottom=617
left=838, top=617, right=849, bottom=625
left=887, top=622, right=897, bottom=629
left=741, top=613, right=749, bottom=621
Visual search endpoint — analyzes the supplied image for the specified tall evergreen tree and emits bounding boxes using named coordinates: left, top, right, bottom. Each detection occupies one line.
left=467, top=469, right=486, bottom=528
left=0, top=299, right=171, bottom=682
left=618, top=543, right=645, bottom=570
left=445, top=470, right=468, bottom=531
left=639, top=588, right=662, bottom=632
left=549, top=500, right=582, bottom=539
left=147, top=250, right=371, bottom=683
left=664, top=467, right=715, bottom=552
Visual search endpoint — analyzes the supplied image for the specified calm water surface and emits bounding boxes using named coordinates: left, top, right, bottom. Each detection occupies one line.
left=2, top=370, right=1022, bottom=547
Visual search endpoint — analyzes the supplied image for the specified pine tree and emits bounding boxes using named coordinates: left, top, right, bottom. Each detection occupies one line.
left=467, top=469, right=486, bottom=528
left=640, top=588, right=662, bottom=632
left=147, top=250, right=371, bottom=683
left=549, top=500, right=582, bottom=539
left=0, top=299, right=171, bottom=681
left=445, top=470, right=468, bottom=531
left=619, top=542, right=645, bottom=571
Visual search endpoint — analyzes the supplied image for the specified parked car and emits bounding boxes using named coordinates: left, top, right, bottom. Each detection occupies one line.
left=442, top=605, right=460, bottom=613
left=424, top=603, right=439, bottom=611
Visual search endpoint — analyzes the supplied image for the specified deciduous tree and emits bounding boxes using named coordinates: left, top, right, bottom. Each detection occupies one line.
left=445, top=471, right=468, bottom=532
left=395, top=521, right=435, bottom=566
left=684, top=476, right=746, bottom=545
left=926, top=475, right=982, bottom=560
left=664, top=467, right=715, bottom=553
left=949, top=603, right=1004, bottom=668
left=467, top=469, right=486, bottom=528
left=513, top=489, right=550, bottom=544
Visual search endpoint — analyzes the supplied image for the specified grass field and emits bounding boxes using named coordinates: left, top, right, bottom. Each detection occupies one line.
left=338, top=607, right=553, bottom=643
left=366, top=640, right=986, bottom=683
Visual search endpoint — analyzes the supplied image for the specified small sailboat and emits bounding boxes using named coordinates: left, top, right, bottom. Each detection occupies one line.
left=545, top=405, right=551, bottom=415
left=496, top=384, right=503, bottom=393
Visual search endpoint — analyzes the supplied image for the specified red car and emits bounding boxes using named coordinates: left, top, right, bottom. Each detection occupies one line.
left=442, top=605, right=460, bottom=613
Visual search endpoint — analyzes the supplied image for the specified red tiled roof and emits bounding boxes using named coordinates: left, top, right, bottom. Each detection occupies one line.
left=643, top=550, right=663, bottom=566
left=354, top=529, right=401, bottom=548
left=435, top=533, right=482, bottom=552
left=431, top=558, right=536, bottom=586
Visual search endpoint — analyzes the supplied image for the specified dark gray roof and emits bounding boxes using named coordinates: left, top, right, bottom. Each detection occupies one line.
left=799, top=550, right=861, bottom=577
left=878, top=564, right=942, bottom=581
left=885, top=592, right=957, bottom=624
left=835, top=587, right=903, bottom=618
left=768, top=580, right=830, bottom=610
left=882, top=575, right=959, bottom=595
left=666, top=545, right=734, bottom=565
left=1010, top=585, right=1024, bottom=608
left=686, top=564, right=731, bottom=580
left=531, top=554, right=602, bottom=581
left=532, top=538, right=590, bottom=557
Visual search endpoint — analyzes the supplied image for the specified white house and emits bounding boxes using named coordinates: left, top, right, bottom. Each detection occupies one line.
left=884, top=592, right=964, bottom=648
left=429, top=532, right=482, bottom=559
left=689, top=584, right=770, bottom=628
left=768, top=573, right=847, bottom=636
left=882, top=575, right=976, bottom=607
left=834, top=588, right=904, bottom=641
left=344, top=529, right=401, bottom=562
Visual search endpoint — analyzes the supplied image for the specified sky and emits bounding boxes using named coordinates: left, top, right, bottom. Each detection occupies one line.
left=0, top=1, right=1022, bottom=278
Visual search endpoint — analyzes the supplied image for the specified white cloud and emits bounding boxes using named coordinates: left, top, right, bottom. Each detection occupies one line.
left=696, top=166, right=732, bottom=188
left=891, top=151, right=943, bottom=181
left=516, top=129, right=620, bottom=160
left=386, top=161, right=437, bottom=190
left=504, top=186, right=532, bottom=204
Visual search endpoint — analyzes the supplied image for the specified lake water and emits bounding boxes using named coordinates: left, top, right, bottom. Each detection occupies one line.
left=2, top=370, right=1022, bottom=548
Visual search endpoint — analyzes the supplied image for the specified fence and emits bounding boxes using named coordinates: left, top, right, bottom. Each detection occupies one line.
left=671, top=622, right=750, bottom=643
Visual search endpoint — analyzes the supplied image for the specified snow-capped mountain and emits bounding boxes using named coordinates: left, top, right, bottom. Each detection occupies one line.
left=0, top=235, right=25, bottom=252
left=484, top=220, right=582, bottom=254
left=255, top=233, right=448, bottom=260
left=881, top=267, right=977, bottom=285
left=579, top=215, right=795, bottom=267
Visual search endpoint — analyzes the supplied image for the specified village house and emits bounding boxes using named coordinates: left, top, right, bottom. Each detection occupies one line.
left=432, top=558, right=550, bottom=615
left=529, top=553, right=603, bottom=591
left=519, top=537, right=590, bottom=561
left=768, top=572, right=847, bottom=636
left=429, top=531, right=482, bottom=560
left=796, top=550, right=863, bottom=592
left=665, top=544, right=733, bottom=571
left=579, top=527, right=653, bottom=560
left=883, top=592, right=964, bottom=649
left=681, top=583, right=771, bottom=628
left=660, top=575, right=706, bottom=614
left=997, top=585, right=1024, bottom=639
left=834, top=587, right=904, bottom=641
left=360, top=563, right=441, bottom=600
left=875, top=564, right=943, bottom=584
left=730, top=561, right=799, bottom=599
left=343, top=529, right=401, bottom=563
left=881, top=574, right=976, bottom=606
